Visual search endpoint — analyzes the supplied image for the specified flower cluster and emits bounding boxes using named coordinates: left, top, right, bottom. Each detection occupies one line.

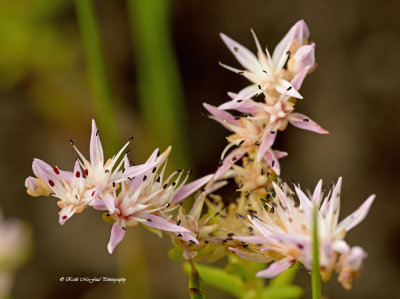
left=25, top=20, right=375, bottom=291
left=25, top=120, right=213, bottom=253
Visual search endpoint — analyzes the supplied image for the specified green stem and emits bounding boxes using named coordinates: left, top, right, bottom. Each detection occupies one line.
left=189, top=260, right=205, bottom=299
left=75, top=0, right=119, bottom=151
left=311, top=206, right=321, bottom=299
left=127, top=0, right=189, bottom=168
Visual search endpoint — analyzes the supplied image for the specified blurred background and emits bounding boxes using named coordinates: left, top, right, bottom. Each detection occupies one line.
left=1, top=0, right=400, bottom=298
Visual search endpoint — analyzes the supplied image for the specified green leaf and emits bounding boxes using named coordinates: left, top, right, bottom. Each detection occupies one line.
left=269, top=262, right=300, bottom=287
left=226, top=253, right=266, bottom=283
left=258, top=285, right=303, bottom=299
left=184, top=262, right=245, bottom=297
left=74, top=0, right=119, bottom=151
left=311, top=206, right=321, bottom=299
left=189, top=263, right=205, bottom=299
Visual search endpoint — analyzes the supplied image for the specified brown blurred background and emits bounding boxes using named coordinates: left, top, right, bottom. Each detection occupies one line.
left=1, top=0, right=400, bottom=298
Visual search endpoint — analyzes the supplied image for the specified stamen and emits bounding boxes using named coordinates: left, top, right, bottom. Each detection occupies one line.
left=48, top=180, right=55, bottom=187
left=75, top=171, right=81, bottom=178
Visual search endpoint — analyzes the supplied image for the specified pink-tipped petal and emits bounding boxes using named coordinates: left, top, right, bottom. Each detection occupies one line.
left=264, top=150, right=287, bottom=175
left=59, top=206, right=75, bottom=225
left=220, top=33, right=260, bottom=72
left=337, top=194, right=375, bottom=233
left=107, top=222, right=126, bottom=254
left=291, top=44, right=315, bottom=74
left=101, top=193, right=116, bottom=214
left=312, top=179, right=324, bottom=206
left=118, top=161, right=158, bottom=181
left=289, top=113, right=329, bottom=134
left=232, top=84, right=260, bottom=101
left=272, top=182, right=291, bottom=212
left=257, top=130, right=277, bottom=162
left=172, top=174, right=214, bottom=203
left=89, top=197, right=108, bottom=210
left=215, top=148, right=246, bottom=179
left=275, top=79, right=303, bottom=99
left=25, top=177, right=40, bottom=193
left=90, top=119, right=104, bottom=167
left=290, top=65, right=310, bottom=91
left=180, top=232, right=200, bottom=244
left=203, top=103, right=238, bottom=129
left=294, top=186, right=313, bottom=219
left=140, top=214, right=192, bottom=234
left=256, top=258, right=294, bottom=278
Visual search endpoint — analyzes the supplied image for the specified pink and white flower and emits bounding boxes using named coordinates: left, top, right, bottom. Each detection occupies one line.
left=219, top=20, right=314, bottom=102
left=71, top=119, right=158, bottom=196
left=203, top=103, right=287, bottom=178
left=229, top=177, right=375, bottom=289
left=91, top=147, right=214, bottom=253
left=29, top=158, right=98, bottom=225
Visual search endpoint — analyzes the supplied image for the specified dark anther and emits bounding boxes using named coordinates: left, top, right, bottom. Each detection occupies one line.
left=189, top=240, right=196, bottom=244
left=287, top=86, right=292, bottom=91
left=53, top=166, right=60, bottom=175
left=122, top=227, right=127, bottom=231
left=258, top=85, right=262, bottom=89
left=147, top=218, right=152, bottom=222
left=271, top=160, right=275, bottom=167
left=177, top=220, right=181, bottom=226
left=163, top=183, right=168, bottom=189
left=69, top=139, right=74, bottom=145
left=143, top=175, right=147, bottom=181
left=112, top=182, right=116, bottom=187
left=303, top=118, right=309, bottom=122
left=96, top=130, right=100, bottom=136
left=152, top=167, right=157, bottom=173
left=172, top=182, right=176, bottom=187
left=177, top=169, right=182, bottom=173
left=234, top=47, right=239, bottom=52
left=128, top=136, right=134, bottom=142
left=106, top=213, right=110, bottom=217
left=270, top=131, right=275, bottom=134
left=156, top=176, right=161, bottom=183
left=166, top=203, right=171, bottom=207
left=177, top=234, right=182, bottom=238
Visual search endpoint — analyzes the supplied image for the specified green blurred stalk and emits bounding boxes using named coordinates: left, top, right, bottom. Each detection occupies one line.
left=75, top=0, right=119, bottom=152
left=311, top=206, right=321, bottom=299
left=75, top=2, right=151, bottom=299
left=127, top=0, right=189, bottom=168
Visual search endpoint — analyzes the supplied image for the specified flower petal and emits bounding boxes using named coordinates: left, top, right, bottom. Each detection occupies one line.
left=290, top=65, right=310, bottom=91
left=290, top=44, right=315, bottom=74
left=289, top=113, right=329, bottom=134
left=264, top=149, right=287, bottom=175
left=90, top=119, right=104, bottom=167
left=232, top=84, right=260, bottom=101
left=138, top=214, right=193, bottom=234
left=336, top=194, right=375, bottom=233
left=107, top=222, right=126, bottom=254
left=172, top=174, right=214, bottom=203
left=275, top=79, right=303, bottom=99
left=220, top=33, right=260, bottom=72
left=203, top=103, right=238, bottom=129
left=101, top=193, right=116, bottom=214
left=215, top=148, right=246, bottom=179
left=257, top=130, right=277, bottom=162
left=256, top=258, right=295, bottom=278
